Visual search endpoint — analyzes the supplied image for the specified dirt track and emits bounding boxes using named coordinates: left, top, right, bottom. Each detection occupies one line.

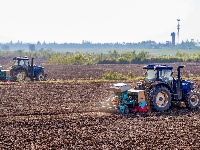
left=0, top=81, right=200, bottom=149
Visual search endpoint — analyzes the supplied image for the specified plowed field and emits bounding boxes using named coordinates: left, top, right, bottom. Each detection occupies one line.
left=1, top=81, right=200, bottom=149
left=45, top=62, right=200, bottom=81
left=0, top=61, right=200, bottom=149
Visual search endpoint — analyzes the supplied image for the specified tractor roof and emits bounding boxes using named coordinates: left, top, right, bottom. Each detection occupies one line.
left=143, top=65, right=173, bottom=70
left=13, top=56, right=29, bottom=60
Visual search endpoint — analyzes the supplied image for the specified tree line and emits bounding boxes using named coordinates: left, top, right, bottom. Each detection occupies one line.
left=47, top=50, right=200, bottom=65
left=1, top=40, right=200, bottom=51
left=1, top=49, right=200, bottom=65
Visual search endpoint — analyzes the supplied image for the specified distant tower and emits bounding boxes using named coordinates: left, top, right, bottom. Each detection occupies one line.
left=177, top=18, right=180, bottom=43
left=171, top=32, right=175, bottom=46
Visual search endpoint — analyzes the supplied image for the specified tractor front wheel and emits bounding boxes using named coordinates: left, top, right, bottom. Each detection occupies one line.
left=150, top=86, right=171, bottom=111
left=36, top=72, right=45, bottom=81
left=185, top=92, right=200, bottom=109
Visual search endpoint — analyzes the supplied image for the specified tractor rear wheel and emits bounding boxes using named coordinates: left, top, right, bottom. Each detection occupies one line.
left=185, top=92, right=200, bottom=109
left=13, top=70, right=26, bottom=82
left=150, top=86, right=171, bottom=111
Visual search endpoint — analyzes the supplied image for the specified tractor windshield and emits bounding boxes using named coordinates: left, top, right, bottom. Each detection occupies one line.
left=24, top=60, right=29, bottom=66
left=145, top=69, right=157, bottom=82
left=13, top=60, right=18, bottom=66
left=13, top=59, right=28, bottom=66
left=158, top=69, right=173, bottom=83
left=159, top=69, right=172, bottom=78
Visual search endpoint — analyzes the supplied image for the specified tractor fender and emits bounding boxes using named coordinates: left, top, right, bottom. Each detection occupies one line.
left=150, top=82, right=173, bottom=93
left=10, top=66, right=26, bottom=73
left=11, top=68, right=27, bottom=76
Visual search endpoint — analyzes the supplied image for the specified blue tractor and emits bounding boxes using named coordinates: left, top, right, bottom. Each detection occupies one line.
left=136, top=65, right=200, bottom=111
left=10, top=56, right=47, bottom=81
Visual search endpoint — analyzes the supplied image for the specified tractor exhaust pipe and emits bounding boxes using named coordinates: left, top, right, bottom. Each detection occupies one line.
left=177, top=65, right=184, bottom=80
left=31, top=58, right=34, bottom=80
left=177, top=65, right=185, bottom=100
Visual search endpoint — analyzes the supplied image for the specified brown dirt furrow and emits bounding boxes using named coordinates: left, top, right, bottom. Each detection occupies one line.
left=0, top=82, right=200, bottom=149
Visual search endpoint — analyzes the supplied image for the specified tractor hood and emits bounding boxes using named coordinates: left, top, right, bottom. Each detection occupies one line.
left=182, top=80, right=194, bottom=91
left=34, top=65, right=44, bottom=69
left=33, top=66, right=44, bottom=74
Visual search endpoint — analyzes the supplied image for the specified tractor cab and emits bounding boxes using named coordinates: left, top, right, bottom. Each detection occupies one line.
left=143, top=65, right=173, bottom=84
left=12, top=57, right=29, bottom=68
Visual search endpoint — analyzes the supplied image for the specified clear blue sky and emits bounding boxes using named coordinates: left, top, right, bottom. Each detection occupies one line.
left=0, top=0, right=199, bottom=43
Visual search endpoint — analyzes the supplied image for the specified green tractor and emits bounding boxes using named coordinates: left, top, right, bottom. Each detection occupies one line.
left=136, top=65, right=200, bottom=111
